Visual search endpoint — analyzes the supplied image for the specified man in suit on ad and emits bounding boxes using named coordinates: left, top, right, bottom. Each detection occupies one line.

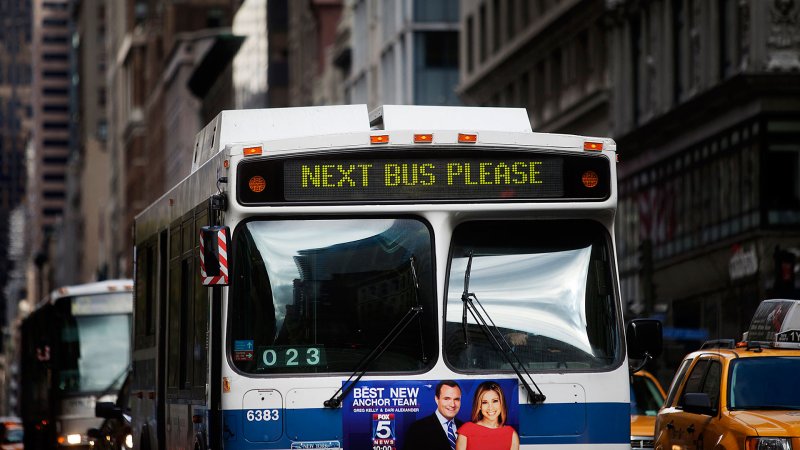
left=402, top=380, right=463, bottom=450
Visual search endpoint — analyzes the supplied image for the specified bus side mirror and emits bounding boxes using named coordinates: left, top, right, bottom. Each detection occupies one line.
left=96, top=401, right=123, bottom=421
left=200, top=226, right=230, bottom=286
left=627, top=318, right=663, bottom=360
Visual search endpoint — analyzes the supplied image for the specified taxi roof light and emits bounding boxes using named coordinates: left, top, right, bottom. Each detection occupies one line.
left=744, top=299, right=800, bottom=349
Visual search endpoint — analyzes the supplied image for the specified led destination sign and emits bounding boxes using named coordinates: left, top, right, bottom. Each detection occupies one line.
left=237, top=151, right=610, bottom=204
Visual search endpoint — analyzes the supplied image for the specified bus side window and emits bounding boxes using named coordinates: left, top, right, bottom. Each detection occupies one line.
left=192, top=206, right=209, bottom=391
left=167, top=224, right=182, bottom=391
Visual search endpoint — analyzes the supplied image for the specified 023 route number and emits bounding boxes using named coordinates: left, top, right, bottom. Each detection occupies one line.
left=256, top=345, right=327, bottom=369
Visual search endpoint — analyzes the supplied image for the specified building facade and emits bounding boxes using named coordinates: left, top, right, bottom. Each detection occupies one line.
left=334, top=0, right=461, bottom=109
left=0, top=0, right=32, bottom=416
left=28, top=0, right=72, bottom=299
left=608, top=0, right=800, bottom=378
left=458, top=0, right=609, bottom=135
left=287, top=0, right=343, bottom=106
left=456, top=0, right=800, bottom=381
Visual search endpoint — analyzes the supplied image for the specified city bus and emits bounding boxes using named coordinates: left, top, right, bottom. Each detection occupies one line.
left=19, top=279, right=133, bottom=450
left=131, top=104, right=660, bottom=450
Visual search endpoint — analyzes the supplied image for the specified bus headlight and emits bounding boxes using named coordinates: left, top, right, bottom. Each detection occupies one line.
left=746, top=437, right=792, bottom=450
left=66, top=434, right=83, bottom=445
left=125, top=434, right=133, bottom=449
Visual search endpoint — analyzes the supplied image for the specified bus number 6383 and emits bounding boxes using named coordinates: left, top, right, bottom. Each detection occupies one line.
left=246, top=409, right=280, bottom=422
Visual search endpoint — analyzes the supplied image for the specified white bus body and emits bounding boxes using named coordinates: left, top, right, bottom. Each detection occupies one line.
left=132, top=105, right=641, bottom=450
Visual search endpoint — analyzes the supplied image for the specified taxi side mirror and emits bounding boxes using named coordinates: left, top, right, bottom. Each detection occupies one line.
left=683, top=392, right=714, bottom=416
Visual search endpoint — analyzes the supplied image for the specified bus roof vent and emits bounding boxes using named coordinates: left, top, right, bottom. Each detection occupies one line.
left=192, top=105, right=371, bottom=172
left=369, top=105, right=532, bottom=133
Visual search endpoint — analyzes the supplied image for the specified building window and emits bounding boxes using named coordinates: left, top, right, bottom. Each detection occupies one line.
left=466, top=15, right=474, bottom=73
left=492, top=0, right=501, bottom=51
left=43, top=18, right=68, bottom=27
left=43, top=70, right=68, bottom=79
left=414, top=31, right=460, bottom=105
left=479, top=4, right=487, bottom=63
left=43, top=121, right=69, bottom=130
left=414, top=0, right=458, bottom=22
left=506, top=0, right=515, bottom=42
left=44, top=139, right=69, bottom=147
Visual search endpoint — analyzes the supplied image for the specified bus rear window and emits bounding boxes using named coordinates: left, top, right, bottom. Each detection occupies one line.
left=444, top=220, right=621, bottom=372
left=228, top=218, right=437, bottom=374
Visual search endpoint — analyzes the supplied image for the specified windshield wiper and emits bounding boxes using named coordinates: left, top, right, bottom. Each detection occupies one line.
left=324, top=257, right=425, bottom=408
left=461, top=251, right=546, bottom=404
left=409, top=256, right=428, bottom=364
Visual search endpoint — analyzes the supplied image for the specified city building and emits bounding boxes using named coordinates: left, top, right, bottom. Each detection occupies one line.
left=287, top=0, right=343, bottom=106
left=458, top=0, right=609, bottom=135
left=232, top=0, right=288, bottom=109
left=105, top=0, right=146, bottom=279
left=67, top=0, right=110, bottom=284
left=0, top=0, right=32, bottom=324
left=333, top=0, right=461, bottom=109
left=29, top=0, right=72, bottom=300
left=608, top=0, right=800, bottom=377
left=106, top=0, right=236, bottom=277
left=456, top=0, right=800, bottom=382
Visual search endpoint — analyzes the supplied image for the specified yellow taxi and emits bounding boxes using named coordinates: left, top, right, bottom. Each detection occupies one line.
left=654, top=299, right=800, bottom=450
left=631, top=370, right=667, bottom=448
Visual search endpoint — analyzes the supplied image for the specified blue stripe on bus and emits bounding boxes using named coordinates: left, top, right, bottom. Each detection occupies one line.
left=222, top=402, right=629, bottom=449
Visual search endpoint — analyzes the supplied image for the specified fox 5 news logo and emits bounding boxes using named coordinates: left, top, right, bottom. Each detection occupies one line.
left=372, top=413, right=395, bottom=450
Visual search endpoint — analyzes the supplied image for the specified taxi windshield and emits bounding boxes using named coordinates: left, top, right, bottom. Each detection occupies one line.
left=631, top=374, right=665, bottom=416
left=729, top=357, right=800, bottom=410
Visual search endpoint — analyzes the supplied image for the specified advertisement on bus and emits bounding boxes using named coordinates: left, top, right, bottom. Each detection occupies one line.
left=341, top=379, right=519, bottom=450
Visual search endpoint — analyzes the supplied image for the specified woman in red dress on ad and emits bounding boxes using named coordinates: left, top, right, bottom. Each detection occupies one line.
left=456, top=381, right=520, bottom=450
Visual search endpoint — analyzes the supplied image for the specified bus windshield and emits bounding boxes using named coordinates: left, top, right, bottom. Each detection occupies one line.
left=229, top=218, right=437, bottom=375
left=56, top=293, right=132, bottom=393
left=445, top=220, right=621, bottom=371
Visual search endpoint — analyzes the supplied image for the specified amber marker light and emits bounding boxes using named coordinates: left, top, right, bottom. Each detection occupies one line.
left=584, top=141, right=603, bottom=151
left=223, top=159, right=230, bottom=168
left=243, top=146, right=263, bottom=156
left=249, top=175, right=267, bottom=193
left=223, top=377, right=231, bottom=393
left=458, top=133, right=478, bottom=143
left=582, top=170, right=599, bottom=188
left=414, top=133, right=433, bottom=143
left=370, top=134, right=389, bottom=144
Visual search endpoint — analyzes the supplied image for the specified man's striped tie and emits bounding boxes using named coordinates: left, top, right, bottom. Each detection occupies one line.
left=446, top=420, right=457, bottom=450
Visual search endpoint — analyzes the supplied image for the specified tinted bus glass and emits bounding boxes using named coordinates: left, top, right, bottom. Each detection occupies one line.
left=229, top=218, right=436, bottom=374
left=444, top=220, right=621, bottom=371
